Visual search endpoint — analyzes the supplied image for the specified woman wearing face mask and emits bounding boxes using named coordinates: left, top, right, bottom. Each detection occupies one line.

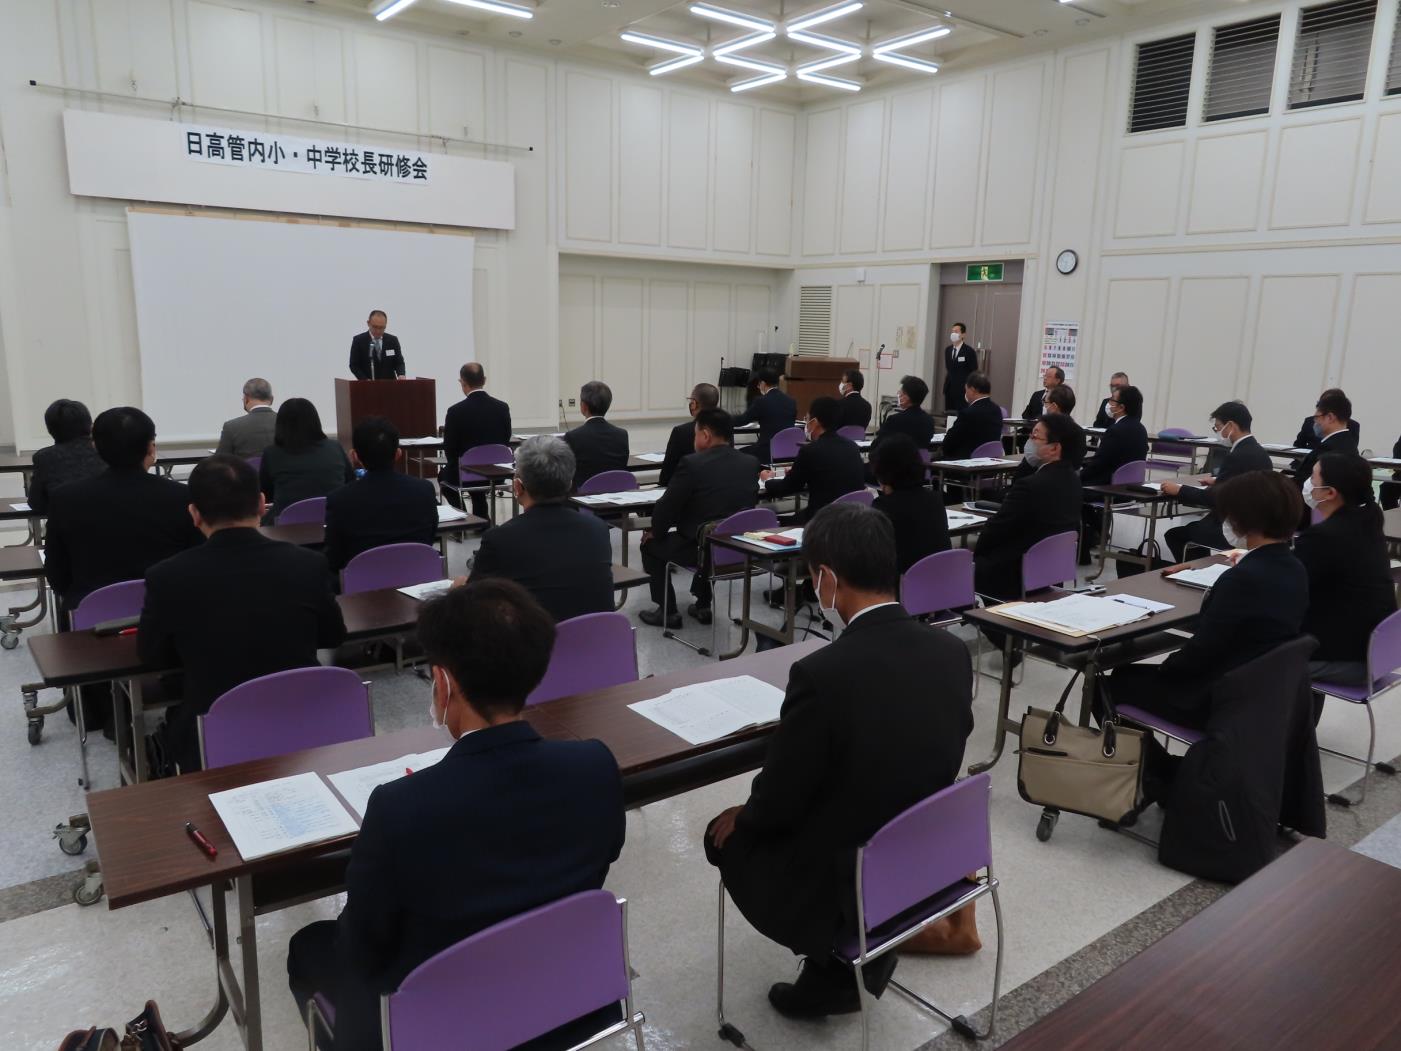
left=1105, top=471, right=1308, bottom=732
left=1294, top=453, right=1397, bottom=688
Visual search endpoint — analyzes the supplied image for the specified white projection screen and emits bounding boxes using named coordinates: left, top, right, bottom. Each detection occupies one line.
left=127, top=211, right=474, bottom=441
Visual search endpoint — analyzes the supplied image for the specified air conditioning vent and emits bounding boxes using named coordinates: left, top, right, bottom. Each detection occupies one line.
left=1289, top=0, right=1378, bottom=109
left=798, top=286, right=833, bottom=357
left=1128, top=32, right=1196, bottom=133
left=1204, top=15, right=1280, bottom=121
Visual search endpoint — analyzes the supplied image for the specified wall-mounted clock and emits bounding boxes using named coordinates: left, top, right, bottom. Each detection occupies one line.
left=1056, top=249, right=1079, bottom=275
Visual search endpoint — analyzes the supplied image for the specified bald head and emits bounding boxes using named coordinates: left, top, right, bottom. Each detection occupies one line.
left=459, top=363, right=486, bottom=391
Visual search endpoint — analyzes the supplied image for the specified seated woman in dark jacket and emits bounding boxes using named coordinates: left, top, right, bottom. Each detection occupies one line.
left=1296, top=453, right=1397, bottom=686
left=1107, top=470, right=1309, bottom=731
left=870, top=435, right=949, bottom=574
left=258, top=398, right=354, bottom=523
left=30, top=399, right=105, bottom=515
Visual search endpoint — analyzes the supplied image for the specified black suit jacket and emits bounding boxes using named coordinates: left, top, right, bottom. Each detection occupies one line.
left=873, top=487, right=951, bottom=574
left=974, top=460, right=1083, bottom=599
left=942, top=344, right=977, bottom=406
left=441, top=390, right=512, bottom=486
left=562, top=417, right=630, bottom=491
left=1176, top=435, right=1273, bottom=511
left=720, top=605, right=972, bottom=956
left=335, top=722, right=624, bottom=1050
left=942, top=396, right=1004, bottom=461
left=652, top=445, right=759, bottom=544
left=763, top=432, right=865, bottom=523
left=1294, top=414, right=1361, bottom=452
left=471, top=503, right=613, bottom=623
left=348, top=331, right=405, bottom=380
left=45, top=467, right=204, bottom=609
left=29, top=439, right=105, bottom=515
left=871, top=406, right=935, bottom=455
left=1293, top=428, right=1361, bottom=485
left=658, top=419, right=696, bottom=487
left=324, top=469, right=439, bottom=572
left=1295, top=508, right=1397, bottom=664
left=1021, top=388, right=1051, bottom=421
left=1092, top=398, right=1116, bottom=429
left=1079, top=417, right=1149, bottom=487
left=838, top=393, right=872, bottom=432
left=736, top=388, right=798, bottom=463
left=137, top=528, right=347, bottom=771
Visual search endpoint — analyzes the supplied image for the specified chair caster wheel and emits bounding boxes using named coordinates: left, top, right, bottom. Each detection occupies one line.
left=1326, top=792, right=1354, bottom=807
left=57, top=831, right=88, bottom=856
left=73, top=861, right=103, bottom=906
left=1, top=632, right=18, bottom=650
left=1036, top=809, right=1059, bottom=842
left=1377, top=761, right=1397, bottom=776
left=27, top=719, right=43, bottom=746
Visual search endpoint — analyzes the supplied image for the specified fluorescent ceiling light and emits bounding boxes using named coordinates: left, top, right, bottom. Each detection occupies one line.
left=650, top=53, right=706, bottom=75
left=786, top=28, right=862, bottom=54
left=620, top=31, right=703, bottom=56
left=873, top=25, right=951, bottom=53
left=690, top=3, right=774, bottom=32
left=372, top=0, right=419, bottom=20
left=730, top=71, right=787, bottom=92
left=715, top=54, right=787, bottom=76
left=798, top=70, right=862, bottom=91
left=873, top=51, right=939, bottom=73
left=712, top=31, right=776, bottom=56
left=786, top=1, right=863, bottom=33
left=443, top=0, right=534, bottom=18
left=796, top=52, right=860, bottom=74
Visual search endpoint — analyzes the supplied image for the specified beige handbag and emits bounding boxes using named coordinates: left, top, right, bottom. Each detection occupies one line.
left=1017, top=673, right=1144, bottom=824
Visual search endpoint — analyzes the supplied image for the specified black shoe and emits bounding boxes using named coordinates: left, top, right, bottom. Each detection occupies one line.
left=763, top=587, right=787, bottom=609
left=638, top=606, right=681, bottom=629
left=767, top=959, right=861, bottom=1019
left=687, top=603, right=713, bottom=625
left=858, top=951, right=899, bottom=997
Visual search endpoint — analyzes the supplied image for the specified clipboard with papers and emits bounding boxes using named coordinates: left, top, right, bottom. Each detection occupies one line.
left=1166, top=563, right=1232, bottom=590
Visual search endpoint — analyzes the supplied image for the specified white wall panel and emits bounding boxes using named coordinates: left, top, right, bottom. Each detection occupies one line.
left=563, top=71, right=613, bottom=243
left=802, top=108, right=842, bottom=256
left=833, top=283, right=876, bottom=359
left=426, top=45, right=486, bottom=141
left=666, top=92, right=710, bottom=250
left=693, top=283, right=732, bottom=377
left=559, top=274, right=597, bottom=405
left=929, top=77, right=984, bottom=248
left=93, top=0, right=178, bottom=100
left=875, top=283, right=921, bottom=375
left=881, top=90, right=933, bottom=253
left=1245, top=275, right=1339, bottom=439
left=981, top=64, right=1043, bottom=246
left=600, top=277, right=644, bottom=412
left=1164, top=278, right=1249, bottom=427
left=273, top=17, right=346, bottom=125
left=1100, top=279, right=1171, bottom=412
left=1187, top=132, right=1266, bottom=234
left=1270, top=120, right=1360, bottom=229
left=646, top=281, right=690, bottom=410
left=755, top=109, right=795, bottom=257
left=186, top=1, right=266, bottom=112
left=1114, top=143, right=1183, bottom=238
left=713, top=102, right=755, bottom=254
left=839, top=99, right=885, bottom=255
left=352, top=33, right=419, bottom=133
left=618, top=83, right=663, bottom=247
left=1363, top=113, right=1401, bottom=224
left=734, top=284, right=772, bottom=360
left=1337, top=274, right=1401, bottom=442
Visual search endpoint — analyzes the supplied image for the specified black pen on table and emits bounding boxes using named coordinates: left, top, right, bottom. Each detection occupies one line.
left=185, top=821, right=218, bottom=859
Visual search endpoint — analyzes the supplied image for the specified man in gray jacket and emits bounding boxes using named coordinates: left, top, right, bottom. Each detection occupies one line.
left=215, top=377, right=277, bottom=459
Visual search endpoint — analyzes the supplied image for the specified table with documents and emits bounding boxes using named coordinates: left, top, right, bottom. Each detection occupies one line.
left=707, top=529, right=808, bottom=658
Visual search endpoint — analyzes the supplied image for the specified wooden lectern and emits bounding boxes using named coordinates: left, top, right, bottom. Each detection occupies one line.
left=334, top=378, right=437, bottom=446
left=784, top=356, right=860, bottom=419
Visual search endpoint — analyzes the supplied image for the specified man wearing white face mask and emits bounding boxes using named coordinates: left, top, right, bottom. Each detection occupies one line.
left=942, top=323, right=977, bottom=412
left=760, top=397, right=865, bottom=523
left=704, top=503, right=973, bottom=1020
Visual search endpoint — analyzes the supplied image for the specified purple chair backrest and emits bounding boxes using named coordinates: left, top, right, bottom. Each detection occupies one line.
left=1151, top=427, right=1195, bottom=457
left=71, top=580, right=145, bottom=631
left=1368, top=609, right=1401, bottom=691
left=1111, top=459, right=1147, bottom=486
left=1022, top=530, right=1078, bottom=594
left=834, top=489, right=875, bottom=507
left=1309, top=506, right=1325, bottom=526
left=917, top=448, right=932, bottom=464
left=901, top=548, right=975, bottom=617
left=383, top=890, right=630, bottom=1051
left=1000, top=404, right=1010, bottom=418
left=343, top=542, right=444, bottom=596
left=278, top=496, right=326, bottom=526
left=859, top=774, right=992, bottom=931
left=578, top=470, right=638, bottom=496
left=971, top=441, right=1004, bottom=459
left=769, top=426, right=805, bottom=461
left=246, top=455, right=262, bottom=472
left=712, top=507, right=780, bottom=571
left=837, top=425, right=866, bottom=441
left=527, top=612, right=638, bottom=706
left=459, top=444, right=513, bottom=485
left=201, top=666, right=372, bottom=768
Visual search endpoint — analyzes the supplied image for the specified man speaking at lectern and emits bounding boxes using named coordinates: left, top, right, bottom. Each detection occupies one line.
left=349, top=309, right=406, bottom=380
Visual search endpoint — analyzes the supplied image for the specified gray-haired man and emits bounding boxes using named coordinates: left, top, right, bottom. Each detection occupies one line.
left=215, top=377, right=276, bottom=459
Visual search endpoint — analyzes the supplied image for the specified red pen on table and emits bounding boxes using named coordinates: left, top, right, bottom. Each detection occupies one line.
left=405, top=767, right=414, bottom=776
left=185, top=821, right=217, bottom=859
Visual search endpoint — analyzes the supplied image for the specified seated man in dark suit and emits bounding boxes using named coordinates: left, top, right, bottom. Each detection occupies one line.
left=760, top=396, right=865, bottom=523
left=837, top=369, right=872, bottom=432
left=287, top=579, right=626, bottom=1051
left=659, top=382, right=719, bottom=486
left=29, top=398, right=105, bottom=515
left=563, top=380, right=630, bottom=490
left=348, top=309, right=406, bottom=380
left=469, top=436, right=613, bottom=622
left=138, top=455, right=347, bottom=773
left=440, top=362, right=512, bottom=517
left=1161, top=400, right=1274, bottom=561
left=1045, top=384, right=1076, bottom=418
left=869, top=374, right=936, bottom=459
left=324, top=417, right=438, bottom=573
left=640, top=409, right=760, bottom=628
left=215, top=377, right=277, bottom=459
left=1292, top=388, right=1361, bottom=485
left=735, top=368, right=798, bottom=464
left=941, top=371, right=1003, bottom=461
left=1293, top=386, right=1360, bottom=453
left=704, top=503, right=974, bottom=1018
left=1092, top=372, right=1129, bottom=429
left=1021, top=366, right=1065, bottom=422
left=1079, top=384, right=1149, bottom=555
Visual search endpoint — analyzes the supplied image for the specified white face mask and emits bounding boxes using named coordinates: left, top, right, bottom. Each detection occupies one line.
left=428, top=670, right=448, bottom=732
left=817, top=567, right=846, bottom=634
left=1302, top=479, right=1330, bottom=510
left=1214, top=427, right=1231, bottom=446
left=1024, top=438, right=1044, bottom=468
left=950, top=332, right=962, bottom=344
left=1221, top=521, right=1246, bottom=550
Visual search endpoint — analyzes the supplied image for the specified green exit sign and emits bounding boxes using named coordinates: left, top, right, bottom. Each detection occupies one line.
left=966, top=262, right=1004, bottom=282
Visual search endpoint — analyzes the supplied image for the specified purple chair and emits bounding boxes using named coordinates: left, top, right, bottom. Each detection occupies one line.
left=1085, top=460, right=1150, bottom=571
left=834, top=488, right=875, bottom=507
left=717, top=774, right=1004, bottom=1049
left=769, top=426, right=805, bottom=463
left=837, top=425, right=867, bottom=441
left=307, top=890, right=645, bottom=1051
left=198, top=666, right=373, bottom=768
left=664, top=507, right=779, bottom=658
left=277, top=496, right=327, bottom=526
left=1115, top=703, right=1205, bottom=749
left=245, top=455, right=263, bottom=472
left=446, top=443, right=513, bottom=520
left=342, top=542, right=444, bottom=596
left=1111, top=460, right=1147, bottom=487
left=1000, top=403, right=1010, bottom=418
left=70, top=580, right=145, bottom=631
left=578, top=470, right=638, bottom=496
left=1311, top=609, right=1401, bottom=806
left=971, top=441, right=1004, bottom=459
left=527, top=612, right=638, bottom=706
left=901, top=548, right=981, bottom=697
left=1146, top=427, right=1195, bottom=476
left=1021, top=530, right=1078, bottom=596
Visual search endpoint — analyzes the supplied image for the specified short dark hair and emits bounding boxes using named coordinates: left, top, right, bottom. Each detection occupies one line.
left=189, top=454, right=260, bottom=525
left=1039, top=412, right=1086, bottom=467
left=1111, top=372, right=1129, bottom=382
left=92, top=407, right=155, bottom=470
left=352, top=416, right=399, bottom=471
left=274, top=398, right=327, bottom=452
left=690, top=382, right=719, bottom=409
left=1316, top=452, right=1379, bottom=514
left=952, top=322, right=967, bottom=334
left=841, top=369, right=864, bottom=392
left=1046, top=366, right=1065, bottom=382
left=695, top=408, right=733, bottom=443
left=368, top=309, right=387, bottom=322
left=804, top=503, right=898, bottom=594
left=755, top=368, right=780, bottom=388
left=460, top=362, right=485, bottom=387
left=900, top=375, right=929, bottom=406
left=1214, top=470, right=1302, bottom=541
left=809, top=396, right=842, bottom=432
left=580, top=380, right=612, bottom=416
left=1114, top=385, right=1144, bottom=419
left=1046, top=385, right=1076, bottom=415
left=1316, top=390, right=1352, bottom=422
left=416, top=578, right=556, bottom=719
left=1211, top=400, right=1253, bottom=432
left=44, top=399, right=92, bottom=444
left=871, top=434, right=926, bottom=491
left=965, top=371, right=992, bottom=395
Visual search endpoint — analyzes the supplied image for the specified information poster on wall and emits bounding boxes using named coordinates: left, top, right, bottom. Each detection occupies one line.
left=1040, top=320, right=1079, bottom=385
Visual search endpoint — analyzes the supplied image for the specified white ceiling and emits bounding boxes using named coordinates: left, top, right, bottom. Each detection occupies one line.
left=295, top=0, right=1255, bottom=100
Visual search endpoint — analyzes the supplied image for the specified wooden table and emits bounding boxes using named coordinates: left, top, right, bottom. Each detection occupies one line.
left=1001, top=838, right=1401, bottom=1050
left=0, top=545, right=48, bottom=649
left=258, top=514, right=487, bottom=559
left=707, top=531, right=806, bottom=658
left=931, top=458, right=1022, bottom=501
left=85, top=640, right=820, bottom=1051
left=1082, top=484, right=1181, bottom=579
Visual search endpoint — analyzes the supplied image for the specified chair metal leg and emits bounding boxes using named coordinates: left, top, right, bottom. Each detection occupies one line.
left=853, top=957, right=871, bottom=1051
left=716, top=881, right=743, bottom=1047
left=1325, top=700, right=1378, bottom=807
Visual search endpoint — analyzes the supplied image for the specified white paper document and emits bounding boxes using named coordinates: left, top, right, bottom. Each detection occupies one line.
left=989, top=594, right=1150, bottom=636
left=436, top=504, right=469, bottom=522
left=1134, top=481, right=1164, bottom=492
left=735, top=422, right=760, bottom=431
left=856, top=439, right=873, bottom=449
left=326, top=747, right=452, bottom=819
left=399, top=436, right=441, bottom=446
left=946, top=511, right=987, bottom=530
left=9, top=503, right=30, bottom=512
left=635, top=452, right=668, bottom=463
left=492, top=462, right=515, bottom=470
left=628, top=675, right=786, bottom=746
left=1110, top=593, right=1174, bottom=614
left=208, top=772, right=359, bottom=861
left=575, top=489, right=661, bottom=507
left=941, top=457, right=1014, bottom=468
left=1168, top=563, right=1232, bottom=590
left=930, top=434, right=945, bottom=443
left=397, top=579, right=453, bottom=601
left=739, top=527, right=804, bottom=552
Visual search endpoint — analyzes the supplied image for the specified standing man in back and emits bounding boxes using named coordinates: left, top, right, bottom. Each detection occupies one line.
left=942, top=323, right=977, bottom=412
left=563, top=381, right=630, bottom=491
left=215, top=378, right=277, bottom=459
left=736, top=369, right=797, bottom=465
left=660, top=382, right=720, bottom=486
left=441, top=362, right=512, bottom=517
left=348, top=310, right=406, bottom=380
